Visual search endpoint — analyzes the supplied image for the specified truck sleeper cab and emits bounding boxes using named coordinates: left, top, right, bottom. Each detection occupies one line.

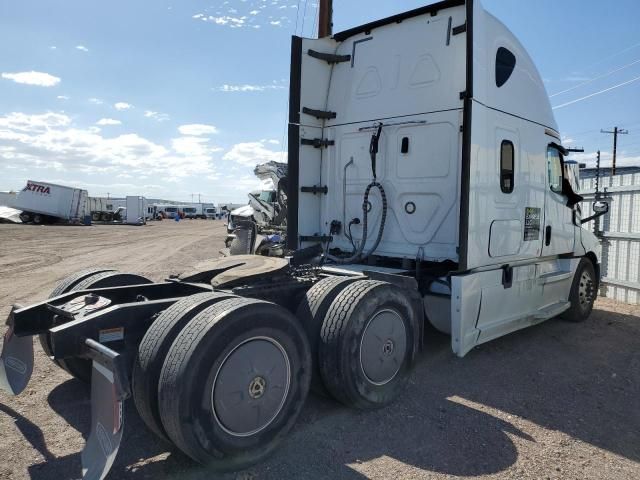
left=287, top=0, right=601, bottom=356
left=0, top=2, right=604, bottom=479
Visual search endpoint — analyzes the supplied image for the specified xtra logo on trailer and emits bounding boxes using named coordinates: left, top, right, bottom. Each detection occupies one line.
left=23, top=183, right=51, bottom=195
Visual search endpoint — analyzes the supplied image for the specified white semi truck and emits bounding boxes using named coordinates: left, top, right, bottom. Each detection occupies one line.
left=0, top=2, right=608, bottom=479
left=13, top=180, right=88, bottom=224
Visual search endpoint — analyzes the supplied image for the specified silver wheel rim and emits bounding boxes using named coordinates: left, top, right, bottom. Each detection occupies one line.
left=359, top=309, right=407, bottom=386
left=212, top=336, right=291, bottom=437
left=578, top=269, right=595, bottom=311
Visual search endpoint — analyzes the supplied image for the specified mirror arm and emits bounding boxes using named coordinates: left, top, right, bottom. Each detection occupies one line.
left=581, top=204, right=609, bottom=224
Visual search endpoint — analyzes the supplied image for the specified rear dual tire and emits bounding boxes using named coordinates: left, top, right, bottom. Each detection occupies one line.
left=132, top=291, right=238, bottom=441
left=318, top=280, right=419, bottom=410
left=157, top=297, right=311, bottom=470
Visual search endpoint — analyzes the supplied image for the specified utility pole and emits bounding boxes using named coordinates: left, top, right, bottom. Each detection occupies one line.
left=601, top=126, right=629, bottom=175
left=318, top=0, right=333, bottom=38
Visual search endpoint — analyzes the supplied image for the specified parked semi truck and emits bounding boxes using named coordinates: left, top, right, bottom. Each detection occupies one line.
left=13, top=180, right=88, bottom=224
left=0, top=2, right=609, bottom=479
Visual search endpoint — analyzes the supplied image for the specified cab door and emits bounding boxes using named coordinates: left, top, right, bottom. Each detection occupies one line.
left=542, top=145, right=574, bottom=255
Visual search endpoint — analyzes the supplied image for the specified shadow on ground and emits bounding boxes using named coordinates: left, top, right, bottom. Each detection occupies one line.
left=20, top=307, right=640, bottom=479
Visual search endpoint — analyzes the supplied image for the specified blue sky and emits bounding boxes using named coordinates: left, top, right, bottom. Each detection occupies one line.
left=1, top=0, right=639, bottom=203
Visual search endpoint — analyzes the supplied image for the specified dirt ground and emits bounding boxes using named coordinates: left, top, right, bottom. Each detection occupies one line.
left=0, top=220, right=638, bottom=480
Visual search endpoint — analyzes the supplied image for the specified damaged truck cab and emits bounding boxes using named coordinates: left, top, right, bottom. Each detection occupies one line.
left=0, top=2, right=605, bottom=479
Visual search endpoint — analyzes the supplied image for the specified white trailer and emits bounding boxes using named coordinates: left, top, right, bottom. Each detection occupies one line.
left=182, top=204, right=204, bottom=219
left=13, top=180, right=88, bottom=224
left=0, top=2, right=609, bottom=479
left=125, top=196, right=147, bottom=225
left=155, top=204, right=181, bottom=219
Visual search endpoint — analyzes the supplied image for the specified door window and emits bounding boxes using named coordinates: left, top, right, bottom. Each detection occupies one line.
left=547, top=146, right=563, bottom=193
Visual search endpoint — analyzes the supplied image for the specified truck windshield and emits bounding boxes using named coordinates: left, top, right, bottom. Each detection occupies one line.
left=259, top=191, right=275, bottom=203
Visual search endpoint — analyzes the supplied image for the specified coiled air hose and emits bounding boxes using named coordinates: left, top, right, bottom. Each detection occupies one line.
left=327, top=123, right=388, bottom=264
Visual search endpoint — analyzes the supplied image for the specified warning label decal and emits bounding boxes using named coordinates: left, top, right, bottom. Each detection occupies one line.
left=524, top=207, right=541, bottom=241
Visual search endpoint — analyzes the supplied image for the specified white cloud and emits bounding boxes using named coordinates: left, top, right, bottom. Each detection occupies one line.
left=214, top=82, right=286, bottom=92
left=223, top=140, right=285, bottom=166
left=50, top=46, right=57, bottom=50
left=76, top=45, right=89, bottom=52
left=178, top=124, right=219, bottom=136
left=144, top=110, right=170, bottom=122
left=57, top=95, right=69, bottom=100
left=96, top=118, right=122, bottom=126
left=1, top=71, right=61, bottom=87
left=0, top=112, right=218, bottom=180
left=114, top=102, right=132, bottom=110
left=88, top=97, right=104, bottom=105
left=172, top=136, right=223, bottom=157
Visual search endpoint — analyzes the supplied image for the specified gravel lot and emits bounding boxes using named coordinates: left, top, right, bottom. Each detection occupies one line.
left=0, top=221, right=638, bottom=480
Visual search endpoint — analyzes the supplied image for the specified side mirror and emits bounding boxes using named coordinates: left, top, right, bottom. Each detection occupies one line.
left=593, top=201, right=608, bottom=213
left=581, top=200, right=609, bottom=224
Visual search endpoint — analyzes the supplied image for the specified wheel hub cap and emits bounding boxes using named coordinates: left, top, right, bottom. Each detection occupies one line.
left=578, top=270, right=594, bottom=310
left=248, top=376, right=266, bottom=399
left=360, top=309, right=407, bottom=386
left=212, top=337, right=290, bottom=437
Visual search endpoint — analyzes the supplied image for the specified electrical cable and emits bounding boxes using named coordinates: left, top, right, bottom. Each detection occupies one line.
left=550, top=58, right=640, bottom=98
left=552, top=74, right=640, bottom=110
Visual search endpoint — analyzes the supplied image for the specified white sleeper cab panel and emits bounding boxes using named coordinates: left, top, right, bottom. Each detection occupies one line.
left=295, top=2, right=466, bottom=261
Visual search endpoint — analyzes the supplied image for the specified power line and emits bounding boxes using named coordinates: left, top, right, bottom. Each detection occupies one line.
left=601, top=127, right=629, bottom=175
left=550, top=58, right=640, bottom=98
left=552, top=74, right=640, bottom=110
left=582, top=41, right=640, bottom=74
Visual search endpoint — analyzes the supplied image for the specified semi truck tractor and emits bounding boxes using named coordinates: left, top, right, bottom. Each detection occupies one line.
left=13, top=180, right=88, bottom=224
left=0, top=2, right=608, bottom=479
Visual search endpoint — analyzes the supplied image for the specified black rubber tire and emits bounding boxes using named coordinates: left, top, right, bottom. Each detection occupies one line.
left=91, top=212, right=100, bottom=222
left=19, top=212, right=32, bottom=223
left=39, top=268, right=116, bottom=358
left=318, top=280, right=419, bottom=410
left=43, top=271, right=151, bottom=382
left=158, top=297, right=311, bottom=470
left=295, top=276, right=360, bottom=395
left=561, top=258, right=597, bottom=322
left=132, top=291, right=237, bottom=441
left=32, top=214, right=42, bottom=224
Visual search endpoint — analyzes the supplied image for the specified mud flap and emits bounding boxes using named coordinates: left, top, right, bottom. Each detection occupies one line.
left=81, top=339, right=130, bottom=480
left=0, top=306, right=34, bottom=395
